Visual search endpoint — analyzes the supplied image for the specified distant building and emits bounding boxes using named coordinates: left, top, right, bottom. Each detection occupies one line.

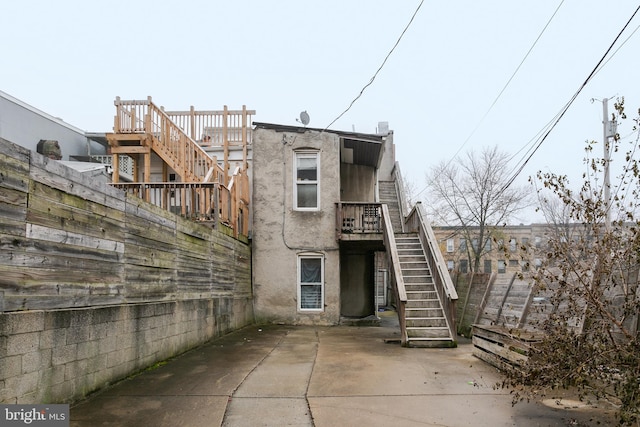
left=432, top=223, right=553, bottom=274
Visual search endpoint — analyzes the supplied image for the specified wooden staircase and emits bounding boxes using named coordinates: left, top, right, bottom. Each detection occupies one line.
left=379, top=181, right=403, bottom=231
left=106, top=97, right=224, bottom=185
left=396, top=233, right=455, bottom=347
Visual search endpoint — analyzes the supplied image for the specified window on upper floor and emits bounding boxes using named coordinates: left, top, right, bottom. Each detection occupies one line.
left=294, top=151, right=319, bottom=210
left=446, top=238, right=454, bottom=253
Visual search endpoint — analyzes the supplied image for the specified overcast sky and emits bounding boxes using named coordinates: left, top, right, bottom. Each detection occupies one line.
left=2, top=1, right=639, bottom=223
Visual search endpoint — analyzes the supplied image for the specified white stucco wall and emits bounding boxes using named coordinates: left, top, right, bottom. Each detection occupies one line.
left=252, top=127, right=341, bottom=325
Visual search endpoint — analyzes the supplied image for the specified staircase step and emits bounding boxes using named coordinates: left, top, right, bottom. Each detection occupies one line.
left=406, top=337, right=456, bottom=348
left=406, top=326, right=451, bottom=339
left=403, top=277, right=434, bottom=284
left=406, top=300, right=441, bottom=309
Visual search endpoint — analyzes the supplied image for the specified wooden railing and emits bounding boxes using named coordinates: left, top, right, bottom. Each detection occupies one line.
left=165, top=106, right=254, bottom=146
left=110, top=178, right=249, bottom=238
left=337, top=202, right=383, bottom=234
left=406, top=202, right=459, bottom=340
left=113, top=97, right=225, bottom=184
left=165, top=105, right=255, bottom=174
left=381, top=204, right=408, bottom=345
left=391, top=161, right=408, bottom=233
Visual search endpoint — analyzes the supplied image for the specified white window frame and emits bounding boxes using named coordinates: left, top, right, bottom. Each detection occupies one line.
left=297, top=253, right=324, bottom=312
left=293, top=151, right=320, bottom=211
left=446, top=238, right=454, bottom=253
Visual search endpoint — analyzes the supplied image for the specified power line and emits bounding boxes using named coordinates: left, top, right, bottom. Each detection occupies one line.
left=498, top=3, right=640, bottom=195
left=323, top=0, right=424, bottom=132
left=505, top=15, right=640, bottom=180
left=414, top=1, right=564, bottom=199
left=449, top=0, right=566, bottom=163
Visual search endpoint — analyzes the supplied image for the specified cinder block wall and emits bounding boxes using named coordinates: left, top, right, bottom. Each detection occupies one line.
left=0, top=298, right=253, bottom=404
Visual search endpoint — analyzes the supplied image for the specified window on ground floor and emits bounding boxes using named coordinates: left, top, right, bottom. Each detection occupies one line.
left=484, top=259, right=492, bottom=273
left=298, top=254, right=324, bottom=311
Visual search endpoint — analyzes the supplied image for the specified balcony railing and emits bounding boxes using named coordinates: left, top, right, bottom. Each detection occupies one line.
left=110, top=179, right=249, bottom=238
left=337, top=202, right=383, bottom=234
left=164, top=106, right=255, bottom=148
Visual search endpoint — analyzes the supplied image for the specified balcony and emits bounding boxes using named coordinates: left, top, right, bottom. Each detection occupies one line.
left=336, top=202, right=383, bottom=240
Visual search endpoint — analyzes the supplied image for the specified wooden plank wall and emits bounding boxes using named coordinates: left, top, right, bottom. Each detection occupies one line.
left=454, top=273, right=491, bottom=336
left=472, top=324, right=542, bottom=371
left=0, top=138, right=251, bottom=312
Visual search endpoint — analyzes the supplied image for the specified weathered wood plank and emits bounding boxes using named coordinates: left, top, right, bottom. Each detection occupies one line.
left=0, top=138, right=30, bottom=160
left=0, top=185, right=27, bottom=238
left=26, top=223, right=124, bottom=254
left=30, top=180, right=126, bottom=221
left=2, top=293, right=126, bottom=311
left=0, top=152, right=29, bottom=192
left=472, top=335, right=528, bottom=365
left=30, top=154, right=125, bottom=210
left=124, top=196, right=176, bottom=229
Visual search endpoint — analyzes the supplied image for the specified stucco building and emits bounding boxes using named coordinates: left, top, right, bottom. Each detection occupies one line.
left=251, top=122, right=397, bottom=325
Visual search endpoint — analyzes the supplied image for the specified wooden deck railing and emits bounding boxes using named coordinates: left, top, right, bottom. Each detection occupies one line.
left=113, top=97, right=225, bottom=184
left=164, top=106, right=254, bottom=146
left=110, top=177, right=249, bottom=238
left=336, top=202, right=383, bottom=234
left=381, top=204, right=408, bottom=345
left=406, top=202, right=459, bottom=340
left=165, top=105, right=255, bottom=173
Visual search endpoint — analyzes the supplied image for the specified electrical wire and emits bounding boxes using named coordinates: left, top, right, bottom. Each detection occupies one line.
left=498, top=3, right=640, bottom=196
left=414, top=0, right=564, bottom=199
left=322, top=0, right=424, bottom=132
left=448, top=0, right=566, bottom=165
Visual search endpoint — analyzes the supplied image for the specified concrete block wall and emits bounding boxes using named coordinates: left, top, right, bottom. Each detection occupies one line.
left=0, top=297, right=253, bottom=404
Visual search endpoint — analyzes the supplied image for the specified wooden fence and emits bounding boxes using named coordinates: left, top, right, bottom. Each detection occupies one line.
left=0, top=139, right=251, bottom=312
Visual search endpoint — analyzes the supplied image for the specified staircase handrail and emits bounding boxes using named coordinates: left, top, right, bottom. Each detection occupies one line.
left=406, top=202, right=459, bottom=340
left=391, top=161, right=409, bottom=232
left=381, top=204, right=408, bottom=345
left=113, top=97, right=225, bottom=184
left=411, top=203, right=459, bottom=300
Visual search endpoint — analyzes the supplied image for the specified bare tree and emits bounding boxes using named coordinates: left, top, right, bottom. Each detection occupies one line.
left=425, top=145, right=531, bottom=271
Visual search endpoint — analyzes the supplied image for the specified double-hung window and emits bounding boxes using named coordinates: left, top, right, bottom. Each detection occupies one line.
left=446, top=238, right=454, bottom=253
left=294, top=151, right=319, bottom=210
left=298, top=254, right=324, bottom=311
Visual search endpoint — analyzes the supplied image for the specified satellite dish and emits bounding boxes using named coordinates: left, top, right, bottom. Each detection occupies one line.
left=297, top=111, right=310, bottom=126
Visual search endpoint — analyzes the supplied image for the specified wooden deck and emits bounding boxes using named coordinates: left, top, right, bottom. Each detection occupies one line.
left=105, top=97, right=253, bottom=238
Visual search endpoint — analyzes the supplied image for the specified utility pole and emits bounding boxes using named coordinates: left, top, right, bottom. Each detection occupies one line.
left=601, top=97, right=615, bottom=230
left=603, top=98, right=610, bottom=230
